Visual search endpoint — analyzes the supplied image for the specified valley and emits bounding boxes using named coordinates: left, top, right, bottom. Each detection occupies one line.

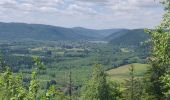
left=0, top=22, right=150, bottom=98
left=0, top=0, right=169, bottom=99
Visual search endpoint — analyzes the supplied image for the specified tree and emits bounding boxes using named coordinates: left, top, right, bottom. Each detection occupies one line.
left=0, top=56, right=68, bottom=100
left=80, top=64, right=122, bottom=100
left=68, top=65, right=73, bottom=100
left=160, top=73, right=170, bottom=99
left=123, top=65, right=144, bottom=100
left=0, top=52, right=6, bottom=71
left=145, top=0, right=170, bottom=99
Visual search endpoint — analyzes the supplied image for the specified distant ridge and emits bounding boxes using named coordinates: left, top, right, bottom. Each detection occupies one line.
left=0, top=22, right=150, bottom=45
left=0, top=22, right=122, bottom=41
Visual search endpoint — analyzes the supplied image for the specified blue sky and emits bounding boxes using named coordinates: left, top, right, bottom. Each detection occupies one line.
left=0, top=0, right=164, bottom=29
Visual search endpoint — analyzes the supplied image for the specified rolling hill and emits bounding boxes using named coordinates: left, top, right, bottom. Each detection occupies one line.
left=0, top=22, right=150, bottom=46
left=0, top=22, right=91, bottom=41
left=0, top=22, right=121, bottom=41
left=108, top=29, right=150, bottom=46
left=73, top=27, right=123, bottom=39
left=105, top=29, right=129, bottom=41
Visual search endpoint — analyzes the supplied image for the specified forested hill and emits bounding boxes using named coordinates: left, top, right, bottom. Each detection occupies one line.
left=0, top=22, right=90, bottom=41
left=72, top=27, right=123, bottom=38
left=0, top=22, right=150, bottom=46
left=108, top=29, right=150, bottom=46
left=0, top=22, right=121, bottom=41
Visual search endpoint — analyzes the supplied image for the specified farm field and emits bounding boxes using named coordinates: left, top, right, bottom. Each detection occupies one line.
left=107, top=63, right=149, bottom=82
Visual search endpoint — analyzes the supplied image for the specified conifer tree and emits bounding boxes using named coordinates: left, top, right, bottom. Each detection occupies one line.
left=81, top=64, right=122, bottom=100
left=124, top=65, right=143, bottom=100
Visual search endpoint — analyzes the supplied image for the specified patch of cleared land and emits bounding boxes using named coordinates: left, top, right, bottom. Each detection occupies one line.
left=107, top=63, right=149, bottom=82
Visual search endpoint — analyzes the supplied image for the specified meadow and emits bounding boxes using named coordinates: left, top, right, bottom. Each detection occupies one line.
left=107, top=63, right=149, bottom=82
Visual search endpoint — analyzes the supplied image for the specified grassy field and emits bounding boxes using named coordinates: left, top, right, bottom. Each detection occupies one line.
left=107, top=63, right=149, bottom=82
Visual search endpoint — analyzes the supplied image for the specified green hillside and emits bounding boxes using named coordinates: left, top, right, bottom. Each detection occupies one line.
left=0, top=22, right=91, bottom=41
left=105, top=29, right=129, bottom=41
left=107, top=63, right=149, bottom=82
left=0, top=22, right=150, bottom=46
left=0, top=22, right=121, bottom=41
left=73, top=27, right=123, bottom=39
left=108, top=29, right=150, bottom=46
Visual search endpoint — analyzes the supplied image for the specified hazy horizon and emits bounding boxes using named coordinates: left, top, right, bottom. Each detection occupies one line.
left=0, top=21, right=152, bottom=30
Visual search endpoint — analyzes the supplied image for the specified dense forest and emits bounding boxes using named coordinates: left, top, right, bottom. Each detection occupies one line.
left=0, top=0, right=169, bottom=100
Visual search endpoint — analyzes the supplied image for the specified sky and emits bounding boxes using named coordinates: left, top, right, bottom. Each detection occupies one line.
left=0, top=0, right=165, bottom=29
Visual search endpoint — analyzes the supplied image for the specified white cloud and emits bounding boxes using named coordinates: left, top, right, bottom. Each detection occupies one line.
left=0, top=0, right=17, bottom=4
left=108, top=0, right=161, bottom=11
left=66, top=3, right=98, bottom=15
left=0, top=0, right=164, bottom=29
left=0, top=0, right=64, bottom=13
left=39, top=7, right=58, bottom=12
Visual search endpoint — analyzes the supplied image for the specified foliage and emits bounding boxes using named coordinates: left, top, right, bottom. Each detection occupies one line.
left=0, top=68, right=26, bottom=99
left=123, top=65, right=144, bottom=100
left=41, top=85, right=69, bottom=100
left=160, top=72, right=170, bottom=99
left=0, top=56, right=68, bottom=100
left=0, top=52, right=6, bottom=71
left=80, top=64, right=123, bottom=100
left=144, top=0, right=170, bottom=99
left=34, top=57, right=46, bottom=71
